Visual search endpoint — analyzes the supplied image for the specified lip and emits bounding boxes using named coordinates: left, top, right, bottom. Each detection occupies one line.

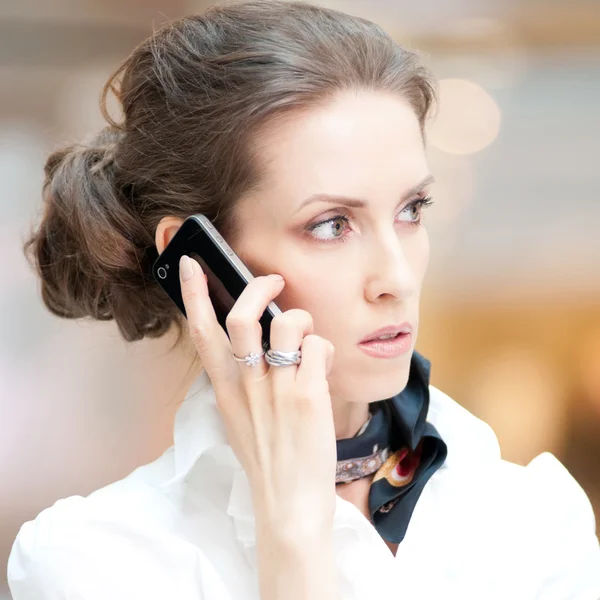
left=359, top=323, right=412, bottom=344
left=357, top=323, right=413, bottom=359
left=357, top=331, right=412, bottom=359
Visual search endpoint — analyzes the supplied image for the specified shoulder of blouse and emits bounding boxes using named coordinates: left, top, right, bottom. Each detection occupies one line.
left=426, top=385, right=600, bottom=598
left=6, top=446, right=233, bottom=600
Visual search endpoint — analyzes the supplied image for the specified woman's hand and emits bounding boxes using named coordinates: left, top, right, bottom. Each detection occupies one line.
left=178, top=255, right=336, bottom=538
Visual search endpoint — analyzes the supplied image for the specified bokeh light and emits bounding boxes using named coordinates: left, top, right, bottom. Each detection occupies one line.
left=428, top=78, right=502, bottom=155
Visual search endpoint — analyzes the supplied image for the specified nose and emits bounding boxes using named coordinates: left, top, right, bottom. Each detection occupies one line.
left=363, top=232, right=419, bottom=304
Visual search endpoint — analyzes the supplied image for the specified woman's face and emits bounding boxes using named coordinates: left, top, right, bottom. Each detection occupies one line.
left=232, top=89, right=433, bottom=406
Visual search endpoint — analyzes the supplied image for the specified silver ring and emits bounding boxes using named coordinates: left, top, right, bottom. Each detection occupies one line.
left=265, top=349, right=302, bottom=367
left=232, top=350, right=265, bottom=368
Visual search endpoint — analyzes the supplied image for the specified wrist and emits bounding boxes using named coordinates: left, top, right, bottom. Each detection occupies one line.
left=254, top=508, right=334, bottom=547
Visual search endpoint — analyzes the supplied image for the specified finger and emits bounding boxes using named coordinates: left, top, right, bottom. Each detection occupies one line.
left=179, top=255, right=237, bottom=385
left=295, top=335, right=334, bottom=405
left=268, top=309, right=313, bottom=393
left=225, top=274, right=285, bottom=381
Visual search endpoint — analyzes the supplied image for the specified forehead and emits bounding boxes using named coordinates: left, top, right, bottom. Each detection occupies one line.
left=251, top=90, right=427, bottom=206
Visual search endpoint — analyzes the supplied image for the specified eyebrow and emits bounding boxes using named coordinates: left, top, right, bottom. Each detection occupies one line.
left=293, top=174, right=436, bottom=215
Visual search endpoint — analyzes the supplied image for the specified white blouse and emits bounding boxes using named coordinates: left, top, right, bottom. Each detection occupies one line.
left=7, top=370, right=600, bottom=600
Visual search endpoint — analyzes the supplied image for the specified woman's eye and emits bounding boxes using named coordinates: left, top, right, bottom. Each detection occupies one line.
left=398, top=203, right=420, bottom=222
left=308, top=216, right=349, bottom=241
left=397, top=197, right=433, bottom=223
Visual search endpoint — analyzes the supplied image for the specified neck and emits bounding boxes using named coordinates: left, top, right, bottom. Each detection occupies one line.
left=331, top=393, right=371, bottom=440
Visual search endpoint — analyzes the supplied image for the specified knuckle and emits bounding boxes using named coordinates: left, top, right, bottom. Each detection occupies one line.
left=302, top=334, right=327, bottom=351
left=295, top=381, right=328, bottom=406
left=302, top=333, right=320, bottom=344
left=225, top=312, right=252, bottom=332
left=273, top=309, right=313, bottom=331
left=288, top=308, right=313, bottom=323
left=294, top=388, right=318, bottom=408
left=271, top=313, right=291, bottom=336
left=188, top=321, right=210, bottom=349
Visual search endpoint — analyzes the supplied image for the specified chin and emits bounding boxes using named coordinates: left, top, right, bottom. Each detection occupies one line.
left=370, top=365, right=411, bottom=402
left=333, top=352, right=413, bottom=404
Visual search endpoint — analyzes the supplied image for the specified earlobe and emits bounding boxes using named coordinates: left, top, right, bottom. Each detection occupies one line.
left=155, top=216, right=185, bottom=254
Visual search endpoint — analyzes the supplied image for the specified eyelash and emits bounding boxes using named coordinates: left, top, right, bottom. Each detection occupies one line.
left=306, top=196, right=434, bottom=244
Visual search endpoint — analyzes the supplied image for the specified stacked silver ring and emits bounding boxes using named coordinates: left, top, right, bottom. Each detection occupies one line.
left=265, top=349, right=302, bottom=367
left=232, top=349, right=302, bottom=367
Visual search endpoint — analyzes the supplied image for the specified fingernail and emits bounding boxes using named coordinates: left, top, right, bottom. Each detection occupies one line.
left=180, top=255, right=194, bottom=282
left=271, top=274, right=284, bottom=281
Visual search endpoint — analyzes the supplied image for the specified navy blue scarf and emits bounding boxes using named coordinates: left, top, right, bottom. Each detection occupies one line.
left=335, top=351, right=447, bottom=544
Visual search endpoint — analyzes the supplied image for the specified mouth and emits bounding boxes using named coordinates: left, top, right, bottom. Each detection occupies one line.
left=359, top=323, right=412, bottom=344
left=357, top=324, right=413, bottom=359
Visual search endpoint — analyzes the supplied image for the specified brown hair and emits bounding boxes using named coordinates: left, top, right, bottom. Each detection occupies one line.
left=23, top=0, right=436, bottom=349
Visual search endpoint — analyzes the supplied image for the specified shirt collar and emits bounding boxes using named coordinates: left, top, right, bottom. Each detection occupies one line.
left=161, top=365, right=501, bottom=549
left=169, top=369, right=228, bottom=481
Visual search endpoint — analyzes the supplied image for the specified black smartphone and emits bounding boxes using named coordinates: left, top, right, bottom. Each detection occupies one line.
left=152, top=214, right=282, bottom=351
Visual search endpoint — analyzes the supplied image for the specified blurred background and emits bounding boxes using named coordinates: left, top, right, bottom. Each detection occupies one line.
left=1, top=0, right=599, bottom=596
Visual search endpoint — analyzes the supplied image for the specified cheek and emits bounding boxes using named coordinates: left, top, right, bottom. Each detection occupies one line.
left=235, top=241, right=352, bottom=323
left=231, top=225, right=354, bottom=337
left=272, top=257, right=354, bottom=336
left=405, top=229, right=430, bottom=286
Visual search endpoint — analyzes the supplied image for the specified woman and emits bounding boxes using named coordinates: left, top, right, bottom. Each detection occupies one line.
left=7, top=1, right=600, bottom=598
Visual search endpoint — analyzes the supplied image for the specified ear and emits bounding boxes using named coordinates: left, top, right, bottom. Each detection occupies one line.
left=155, top=216, right=185, bottom=254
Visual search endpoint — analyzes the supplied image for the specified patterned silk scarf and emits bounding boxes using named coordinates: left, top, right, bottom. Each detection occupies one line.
left=335, top=351, right=448, bottom=544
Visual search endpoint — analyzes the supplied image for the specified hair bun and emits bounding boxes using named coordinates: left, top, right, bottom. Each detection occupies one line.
left=23, top=126, right=178, bottom=342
